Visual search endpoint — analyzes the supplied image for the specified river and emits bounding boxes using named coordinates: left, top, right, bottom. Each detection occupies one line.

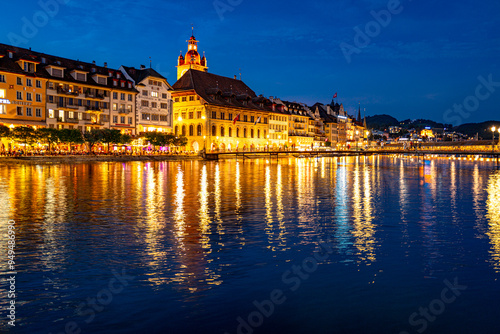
left=0, top=156, right=499, bottom=333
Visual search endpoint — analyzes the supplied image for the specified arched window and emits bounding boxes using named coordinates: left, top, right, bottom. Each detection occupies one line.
left=243, top=128, right=247, bottom=138
left=220, top=126, right=225, bottom=137
left=229, top=127, right=232, bottom=137
left=174, top=126, right=178, bottom=136
left=181, top=125, right=186, bottom=136
left=251, top=129, right=254, bottom=138
left=212, top=125, right=216, bottom=136
left=189, top=124, right=194, bottom=136
left=257, top=129, right=260, bottom=138
left=197, top=124, right=202, bottom=136
left=236, top=128, right=240, bottom=137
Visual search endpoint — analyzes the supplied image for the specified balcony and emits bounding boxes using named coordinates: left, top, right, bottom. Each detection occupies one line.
left=86, top=106, right=103, bottom=113
left=85, top=92, right=107, bottom=100
left=117, top=108, right=132, bottom=114
left=57, top=87, right=81, bottom=97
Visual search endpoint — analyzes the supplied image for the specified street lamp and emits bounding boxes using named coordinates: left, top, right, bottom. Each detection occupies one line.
left=492, top=126, right=497, bottom=148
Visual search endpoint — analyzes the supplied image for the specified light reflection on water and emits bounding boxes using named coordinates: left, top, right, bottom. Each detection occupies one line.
left=0, top=157, right=499, bottom=333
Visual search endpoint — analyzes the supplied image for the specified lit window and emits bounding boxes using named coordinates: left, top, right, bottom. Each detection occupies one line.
left=151, top=92, right=158, bottom=98
left=0, top=89, right=5, bottom=98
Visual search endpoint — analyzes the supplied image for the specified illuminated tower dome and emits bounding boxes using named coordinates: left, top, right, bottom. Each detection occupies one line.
left=177, top=31, right=208, bottom=80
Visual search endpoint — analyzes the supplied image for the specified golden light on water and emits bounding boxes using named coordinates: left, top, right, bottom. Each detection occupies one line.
left=487, top=172, right=500, bottom=272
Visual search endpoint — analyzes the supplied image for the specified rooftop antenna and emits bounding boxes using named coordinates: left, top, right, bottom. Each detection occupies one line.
left=149, top=57, right=152, bottom=69
left=239, top=68, right=242, bottom=80
left=191, top=24, right=194, bottom=37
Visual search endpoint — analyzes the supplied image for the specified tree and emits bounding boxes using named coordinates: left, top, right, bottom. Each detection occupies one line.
left=10, top=126, right=37, bottom=150
left=120, top=134, right=132, bottom=145
left=143, top=132, right=169, bottom=149
left=0, top=125, right=10, bottom=153
left=173, top=135, right=188, bottom=148
left=83, top=129, right=103, bottom=153
left=37, top=128, right=60, bottom=152
left=100, top=129, right=122, bottom=152
left=58, top=129, right=83, bottom=152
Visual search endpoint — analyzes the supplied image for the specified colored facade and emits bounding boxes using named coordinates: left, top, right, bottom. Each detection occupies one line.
left=172, top=69, right=271, bottom=152
left=0, top=45, right=48, bottom=129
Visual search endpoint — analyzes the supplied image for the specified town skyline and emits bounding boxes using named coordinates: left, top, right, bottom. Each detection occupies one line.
left=1, top=0, right=498, bottom=124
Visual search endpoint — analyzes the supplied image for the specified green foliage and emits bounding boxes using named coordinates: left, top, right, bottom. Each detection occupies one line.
left=58, top=129, right=83, bottom=144
left=37, top=128, right=60, bottom=151
left=173, top=135, right=188, bottom=147
left=99, top=129, right=122, bottom=152
left=83, top=129, right=103, bottom=152
left=120, top=134, right=132, bottom=145
left=325, top=140, right=332, bottom=147
left=0, top=125, right=10, bottom=138
left=10, top=126, right=36, bottom=146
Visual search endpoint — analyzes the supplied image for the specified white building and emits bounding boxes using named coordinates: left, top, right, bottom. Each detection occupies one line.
left=120, top=65, right=173, bottom=133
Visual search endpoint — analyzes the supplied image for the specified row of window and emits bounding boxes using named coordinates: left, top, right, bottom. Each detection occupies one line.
left=140, top=100, right=169, bottom=108
left=112, top=92, right=134, bottom=101
left=47, top=96, right=105, bottom=109
left=7, top=76, right=43, bottom=88
left=270, top=124, right=286, bottom=132
left=16, top=91, right=43, bottom=102
left=142, top=90, right=168, bottom=99
left=141, top=113, right=170, bottom=122
left=112, top=104, right=133, bottom=112
left=112, top=116, right=133, bottom=125
left=270, top=115, right=287, bottom=122
left=173, top=124, right=268, bottom=139
left=174, top=96, right=198, bottom=102
left=15, top=106, right=43, bottom=117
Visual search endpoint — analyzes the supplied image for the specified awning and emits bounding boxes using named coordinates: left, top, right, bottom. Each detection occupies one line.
left=0, top=118, right=47, bottom=127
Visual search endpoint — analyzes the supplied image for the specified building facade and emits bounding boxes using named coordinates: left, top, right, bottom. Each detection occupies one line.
left=172, top=69, right=271, bottom=152
left=121, top=66, right=173, bottom=134
left=0, top=44, right=48, bottom=129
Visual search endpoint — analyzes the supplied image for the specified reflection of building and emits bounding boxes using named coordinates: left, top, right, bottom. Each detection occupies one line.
left=121, top=66, right=173, bottom=133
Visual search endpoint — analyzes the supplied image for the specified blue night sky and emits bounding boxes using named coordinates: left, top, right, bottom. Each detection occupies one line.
left=1, top=0, right=499, bottom=125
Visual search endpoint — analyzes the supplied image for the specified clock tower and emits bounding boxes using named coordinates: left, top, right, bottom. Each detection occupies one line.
left=177, top=29, right=208, bottom=80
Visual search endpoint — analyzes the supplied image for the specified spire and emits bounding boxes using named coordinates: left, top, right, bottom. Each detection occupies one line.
left=357, top=103, right=362, bottom=123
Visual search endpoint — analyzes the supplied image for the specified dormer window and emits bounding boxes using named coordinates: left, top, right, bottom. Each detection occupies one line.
left=91, top=68, right=96, bottom=73
left=56, top=60, right=61, bottom=65
left=41, top=57, right=46, bottom=64
left=117, top=73, right=121, bottom=79
left=128, top=83, right=132, bottom=89
left=8, top=52, right=13, bottom=58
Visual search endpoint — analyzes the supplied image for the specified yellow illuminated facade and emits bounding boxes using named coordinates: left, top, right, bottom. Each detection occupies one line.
left=0, top=57, right=47, bottom=128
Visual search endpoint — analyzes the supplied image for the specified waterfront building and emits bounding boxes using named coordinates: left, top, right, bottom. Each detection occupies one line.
left=120, top=66, right=173, bottom=134
left=0, top=44, right=48, bottom=129
left=172, top=69, right=271, bottom=152
left=283, top=101, right=313, bottom=149
left=268, top=97, right=289, bottom=149
left=311, top=103, right=339, bottom=146
left=109, top=69, right=137, bottom=135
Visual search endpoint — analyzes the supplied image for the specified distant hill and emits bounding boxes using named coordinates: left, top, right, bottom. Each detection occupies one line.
left=366, top=115, right=399, bottom=130
left=455, top=121, right=499, bottom=139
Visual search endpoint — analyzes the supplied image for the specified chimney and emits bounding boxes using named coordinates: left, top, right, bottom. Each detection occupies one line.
left=234, top=75, right=237, bottom=79
left=140, top=64, right=146, bottom=69
left=92, top=60, right=96, bottom=65
left=104, top=62, right=107, bottom=68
